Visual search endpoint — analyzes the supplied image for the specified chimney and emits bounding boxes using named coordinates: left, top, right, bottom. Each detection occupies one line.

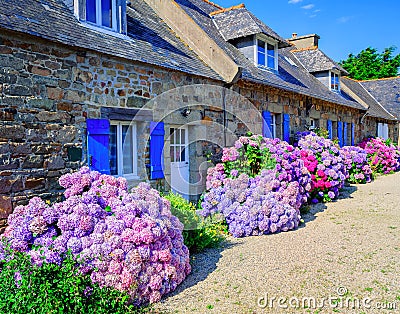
left=288, top=33, right=320, bottom=49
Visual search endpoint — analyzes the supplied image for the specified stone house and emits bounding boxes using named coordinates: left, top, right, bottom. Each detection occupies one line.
left=341, top=77, right=398, bottom=143
left=358, top=77, right=400, bottom=144
left=288, top=33, right=398, bottom=145
left=0, top=0, right=394, bottom=230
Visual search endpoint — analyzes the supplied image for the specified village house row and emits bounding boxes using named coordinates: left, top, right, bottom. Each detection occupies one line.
left=0, top=0, right=399, bottom=230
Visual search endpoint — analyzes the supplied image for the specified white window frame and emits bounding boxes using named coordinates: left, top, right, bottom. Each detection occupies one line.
left=330, top=70, right=340, bottom=92
left=309, top=118, right=315, bottom=130
left=254, top=35, right=278, bottom=71
left=110, top=121, right=138, bottom=180
left=85, top=0, right=118, bottom=32
left=377, top=122, right=389, bottom=140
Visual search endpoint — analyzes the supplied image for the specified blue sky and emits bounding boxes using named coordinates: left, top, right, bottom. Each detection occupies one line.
left=214, top=0, right=400, bottom=62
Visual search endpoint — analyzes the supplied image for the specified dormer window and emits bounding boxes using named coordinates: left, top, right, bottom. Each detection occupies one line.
left=86, top=0, right=117, bottom=30
left=75, top=0, right=126, bottom=34
left=330, top=71, right=340, bottom=91
left=255, top=36, right=278, bottom=71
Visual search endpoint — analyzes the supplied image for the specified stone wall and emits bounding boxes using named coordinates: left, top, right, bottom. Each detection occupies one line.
left=363, top=117, right=399, bottom=143
left=233, top=80, right=364, bottom=143
left=0, top=30, right=224, bottom=229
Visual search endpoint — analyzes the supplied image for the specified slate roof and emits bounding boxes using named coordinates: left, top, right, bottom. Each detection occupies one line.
left=211, top=6, right=290, bottom=48
left=0, top=0, right=365, bottom=111
left=292, top=47, right=348, bottom=75
left=360, top=77, right=400, bottom=120
left=175, top=0, right=364, bottom=110
left=341, top=77, right=396, bottom=120
left=0, top=0, right=222, bottom=80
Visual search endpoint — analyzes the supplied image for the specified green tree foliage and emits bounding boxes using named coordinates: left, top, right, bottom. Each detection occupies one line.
left=339, top=46, right=400, bottom=80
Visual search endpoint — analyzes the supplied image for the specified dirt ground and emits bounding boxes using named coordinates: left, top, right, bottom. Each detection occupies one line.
left=153, top=172, right=400, bottom=314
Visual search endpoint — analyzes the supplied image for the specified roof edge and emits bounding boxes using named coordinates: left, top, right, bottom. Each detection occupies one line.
left=201, top=0, right=224, bottom=10
left=209, top=3, right=245, bottom=16
left=356, top=76, right=400, bottom=83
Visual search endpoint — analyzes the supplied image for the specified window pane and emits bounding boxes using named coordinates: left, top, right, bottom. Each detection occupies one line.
left=181, top=147, right=186, bottom=162
left=181, top=129, right=186, bottom=145
left=109, top=125, right=118, bottom=175
left=101, top=0, right=112, bottom=28
left=267, top=44, right=275, bottom=57
left=170, top=128, right=175, bottom=144
left=86, top=0, right=96, bottom=23
left=257, top=40, right=265, bottom=53
left=175, top=129, right=180, bottom=144
left=267, top=55, right=275, bottom=69
left=170, top=146, right=175, bottom=162
left=175, top=147, right=181, bottom=162
left=122, top=125, right=133, bottom=174
left=258, top=52, right=265, bottom=66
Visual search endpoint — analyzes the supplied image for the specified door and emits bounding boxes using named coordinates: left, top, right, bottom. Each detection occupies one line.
left=170, top=126, right=189, bottom=199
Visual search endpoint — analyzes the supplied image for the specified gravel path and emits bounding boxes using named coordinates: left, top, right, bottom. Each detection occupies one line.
left=153, top=173, right=400, bottom=314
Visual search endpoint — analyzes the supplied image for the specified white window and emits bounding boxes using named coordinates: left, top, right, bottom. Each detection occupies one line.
left=309, top=118, right=315, bottom=130
left=377, top=122, right=389, bottom=140
left=330, top=71, right=340, bottom=91
left=170, top=128, right=188, bottom=163
left=255, top=37, right=278, bottom=71
left=86, top=0, right=117, bottom=30
left=109, top=121, right=138, bottom=178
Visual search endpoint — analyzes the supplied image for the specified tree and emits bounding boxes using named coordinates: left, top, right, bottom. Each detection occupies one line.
left=339, top=46, right=400, bottom=80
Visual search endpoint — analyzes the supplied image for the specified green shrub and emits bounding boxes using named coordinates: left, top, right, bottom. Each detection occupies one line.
left=163, top=192, right=226, bottom=253
left=0, top=245, right=146, bottom=314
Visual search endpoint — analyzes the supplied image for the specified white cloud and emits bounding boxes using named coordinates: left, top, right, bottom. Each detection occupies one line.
left=337, top=16, right=352, bottom=23
left=301, top=4, right=315, bottom=9
left=313, top=9, right=321, bottom=13
left=288, top=0, right=303, bottom=4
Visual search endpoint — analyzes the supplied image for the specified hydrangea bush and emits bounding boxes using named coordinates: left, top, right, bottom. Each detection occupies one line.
left=200, top=135, right=312, bottom=237
left=358, top=137, right=400, bottom=174
left=1, top=167, right=191, bottom=305
left=340, top=146, right=372, bottom=184
left=296, top=132, right=348, bottom=203
left=200, top=169, right=302, bottom=237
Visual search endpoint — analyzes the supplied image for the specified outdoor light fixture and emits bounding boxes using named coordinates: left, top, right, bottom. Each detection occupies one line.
left=181, top=107, right=191, bottom=117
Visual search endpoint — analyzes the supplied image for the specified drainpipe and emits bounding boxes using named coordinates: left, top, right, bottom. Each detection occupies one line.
left=360, top=112, right=369, bottom=124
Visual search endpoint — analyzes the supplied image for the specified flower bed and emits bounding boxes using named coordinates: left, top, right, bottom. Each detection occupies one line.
left=296, top=132, right=347, bottom=203
left=358, top=137, right=400, bottom=174
left=1, top=167, right=191, bottom=305
left=340, top=146, right=372, bottom=184
left=200, top=135, right=311, bottom=237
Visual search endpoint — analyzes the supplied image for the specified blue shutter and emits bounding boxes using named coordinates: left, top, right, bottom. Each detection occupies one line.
left=87, top=119, right=110, bottom=174
left=327, top=120, right=333, bottom=139
left=150, top=121, right=165, bottom=180
left=262, top=111, right=273, bottom=138
left=351, top=123, right=355, bottom=146
left=283, top=113, right=290, bottom=143
left=343, top=122, right=348, bottom=146
left=338, top=121, right=343, bottom=147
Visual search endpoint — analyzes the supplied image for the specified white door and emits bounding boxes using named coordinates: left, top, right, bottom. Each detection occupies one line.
left=170, top=127, right=190, bottom=199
